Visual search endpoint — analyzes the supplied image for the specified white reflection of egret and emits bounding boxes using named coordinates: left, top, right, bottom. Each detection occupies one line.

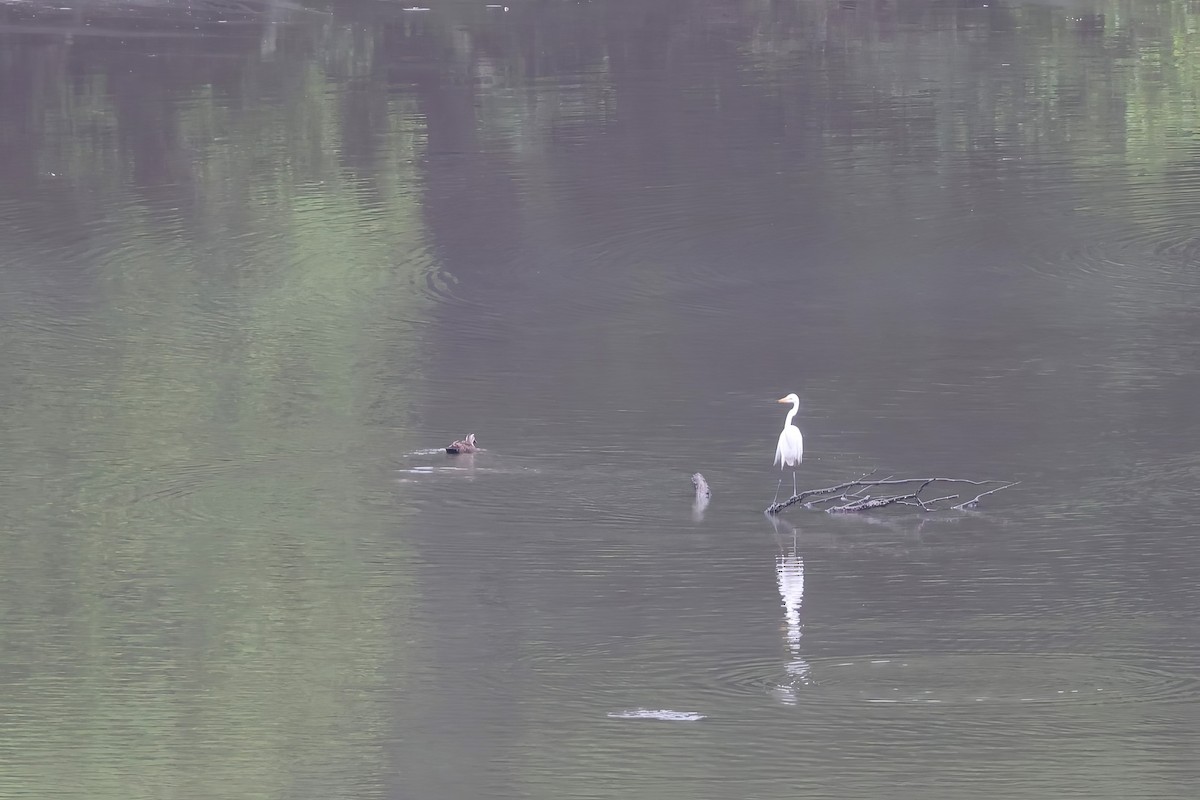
left=770, top=515, right=812, bottom=703
left=773, top=393, right=804, bottom=503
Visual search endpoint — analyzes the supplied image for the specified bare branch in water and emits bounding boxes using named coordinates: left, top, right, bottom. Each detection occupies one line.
left=952, top=481, right=1020, bottom=510
left=766, top=476, right=1015, bottom=515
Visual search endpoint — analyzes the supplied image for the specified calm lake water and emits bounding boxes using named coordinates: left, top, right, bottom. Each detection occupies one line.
left=1, top=0, right=1198, bottom=797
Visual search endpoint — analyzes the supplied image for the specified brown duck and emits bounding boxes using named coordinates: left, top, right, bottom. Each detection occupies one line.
left=445, top=433, right=478, bottom=454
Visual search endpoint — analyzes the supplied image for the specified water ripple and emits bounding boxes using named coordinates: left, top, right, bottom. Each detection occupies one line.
left=606, top=708, right=706, bottom=722
left=704, top=651, right=1200, bottom=708
left=1022, top=169, right=1200, bottom=312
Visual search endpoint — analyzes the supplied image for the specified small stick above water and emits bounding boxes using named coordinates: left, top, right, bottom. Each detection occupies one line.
left=691, top=472, right=711, bottom=521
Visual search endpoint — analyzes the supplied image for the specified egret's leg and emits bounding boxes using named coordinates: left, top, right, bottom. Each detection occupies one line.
left=792, top=470, right=798, bottom=498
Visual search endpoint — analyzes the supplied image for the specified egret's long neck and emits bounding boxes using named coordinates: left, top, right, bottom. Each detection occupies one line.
left=784, top=403, right=798, bottom=426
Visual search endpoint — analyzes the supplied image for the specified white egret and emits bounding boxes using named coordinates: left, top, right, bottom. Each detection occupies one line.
left=773, top=394, right=804, bottom=502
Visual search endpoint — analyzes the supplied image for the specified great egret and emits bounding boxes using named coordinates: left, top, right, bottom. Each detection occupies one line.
left=446, top=433, right=479, bottom=454
left=773, top=394, right=804, bottom=502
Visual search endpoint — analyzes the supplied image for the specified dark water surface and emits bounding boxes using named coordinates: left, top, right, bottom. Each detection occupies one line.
left=2, top=0, right=1197, bottom=797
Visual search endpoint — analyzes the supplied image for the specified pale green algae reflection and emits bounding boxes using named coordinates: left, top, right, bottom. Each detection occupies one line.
left=0, top=44, right=434, bottom=797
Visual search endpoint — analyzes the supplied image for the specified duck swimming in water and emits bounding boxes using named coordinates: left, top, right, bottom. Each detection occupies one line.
left=445, top=433, right=478, bottom=454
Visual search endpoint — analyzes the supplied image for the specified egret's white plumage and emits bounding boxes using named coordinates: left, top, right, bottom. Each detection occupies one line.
left=773, top=393, right=804, bottom=502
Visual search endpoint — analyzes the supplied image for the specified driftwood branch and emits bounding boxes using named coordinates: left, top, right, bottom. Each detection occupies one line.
left=952, top=481, right=1020, bottom=510
left=766, top=476, right=1017, bottom=515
